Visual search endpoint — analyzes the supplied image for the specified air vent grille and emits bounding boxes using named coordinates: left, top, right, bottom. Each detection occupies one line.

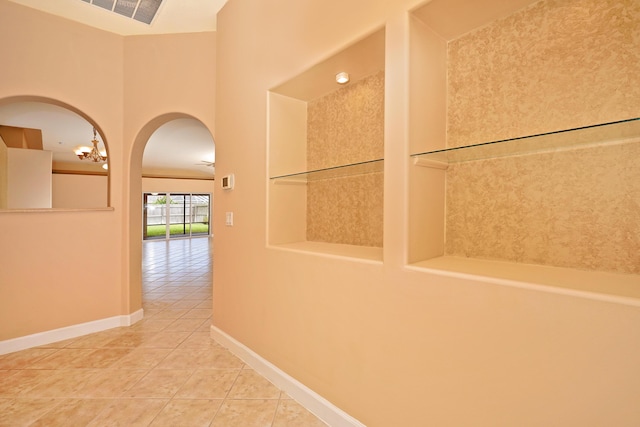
left=81, top=0, right=164, bottom=25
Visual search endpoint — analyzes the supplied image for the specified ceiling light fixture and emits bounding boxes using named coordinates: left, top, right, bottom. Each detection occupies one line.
left=74, top=128, right=107, bottom=163
left=336, top=72, right=350, bottom=84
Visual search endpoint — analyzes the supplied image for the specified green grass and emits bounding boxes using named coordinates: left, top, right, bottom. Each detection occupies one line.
left=146, top=223, right=209, bottom=237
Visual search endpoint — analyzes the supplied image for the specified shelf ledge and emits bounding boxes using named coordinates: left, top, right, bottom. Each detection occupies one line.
left=270, top=158, right=383, bottom=182
left=411, top=117, right=640, bottom=164
left=407, top=256, right=640, bottom=307
left=269, top=241, right=383, bottom=263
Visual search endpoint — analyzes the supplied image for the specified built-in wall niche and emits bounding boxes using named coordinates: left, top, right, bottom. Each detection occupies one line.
left=268, top=28, right=385, bottom=261
left=407, top=0, right=640, bottom=304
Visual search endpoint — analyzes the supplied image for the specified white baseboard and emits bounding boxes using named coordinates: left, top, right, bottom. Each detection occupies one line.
left=0, top=309, right=144, bottom=356
left=210, top=325, right=366, bottom=427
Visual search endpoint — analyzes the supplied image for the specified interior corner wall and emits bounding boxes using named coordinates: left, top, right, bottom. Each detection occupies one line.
left=214, top=0, right=640, bottom=426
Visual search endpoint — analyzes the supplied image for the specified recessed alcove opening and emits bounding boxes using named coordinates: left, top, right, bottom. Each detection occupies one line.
left=268, top=28, right=385, bottom=261
left=407, top=0, right=640, bottom=304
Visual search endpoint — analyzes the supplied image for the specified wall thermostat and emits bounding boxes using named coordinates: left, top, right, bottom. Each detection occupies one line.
left=221, top=174, right=234, bottom=190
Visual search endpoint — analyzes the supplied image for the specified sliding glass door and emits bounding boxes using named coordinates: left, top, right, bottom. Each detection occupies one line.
left=143, top=193, right=211, bottom=240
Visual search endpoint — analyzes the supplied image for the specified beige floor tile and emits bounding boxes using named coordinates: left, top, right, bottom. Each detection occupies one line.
left=28, top=348, right=95, bottom=369
left=195, top=300, right=213, bottom=309
left=149, top=398, right=223, bottom=426
left=23, top=369, right=99, bottom=398
left=76, top=369, right=148, bottom=398
left=111, top=347, right=172, bottom=370
left=152, top=308, right=190, bottom=319
left=182, top=308, right=212, bottom=319
left=72, top=348, right=134, bottom=368
left=164, top=317, right=207, bottom=332
left=273, top=399, right=328, bottom=426
left=196, top=321, right=212, bottom=332
left=0, top=348, right=58, bottom=369
left=174, top=369, right=240, bottom=399
left=0, top=370, right=15, bottom=382
left=36, top=337, right=79, bottom=349
left=0, top=370, right=57, bottom=397
left=29, top=398, right=112, bottom=426
left=129, top=318, right=175, bottom=332
left=123, top=369, right=193, bottom=398
left=0, top=398, right=61, bottom=426
left=86, top=398, right=168, bottom=427
left=227, top=369, right=281, bottom=400
left=142, top=301, right=174, bottom=310
left=102, top=330, right=156, bottom=348
left=169, top=299, right=201, bottom=309
left=64, top=330, right=126, bottom=349
left=155, top=348, right=203, bottom=369
left=140, top=331, right=191, bottom=348
left=179, top=331, right=219, bottom=349
left=211, top=399, right=279, bottom=427
left=195, top=347, right=245, bottom=369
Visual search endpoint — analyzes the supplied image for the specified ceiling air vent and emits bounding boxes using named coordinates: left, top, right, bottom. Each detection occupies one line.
left=81, top=0, right=164, bottom=25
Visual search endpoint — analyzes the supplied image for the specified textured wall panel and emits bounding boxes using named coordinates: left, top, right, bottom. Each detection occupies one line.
left=306, top=71, right=384, bottom=247
left=307, top=71, right=384, bottom=169
left=447, top=0, right=640, bottom=148
left=307, top=172, right=384, bottom=247
left=443, top=0, right=640, bottom=273
left=445, top=141, right=640, bottom=274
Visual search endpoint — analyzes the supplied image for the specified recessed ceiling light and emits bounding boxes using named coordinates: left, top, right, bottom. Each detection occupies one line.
left=336, top=72, right=350, bottom=84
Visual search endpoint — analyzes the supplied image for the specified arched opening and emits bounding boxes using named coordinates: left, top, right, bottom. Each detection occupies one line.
left=128, top=113, right=214, bottom=318
left=0, top=96, right=110, bottom=209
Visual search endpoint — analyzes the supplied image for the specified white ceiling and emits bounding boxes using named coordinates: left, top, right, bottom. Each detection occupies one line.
left=2, top=0, right=222, bottom=178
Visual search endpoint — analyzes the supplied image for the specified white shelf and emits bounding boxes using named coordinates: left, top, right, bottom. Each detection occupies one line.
left=408, top=256, right=640, bottom=307
left=270, top=241, right=383, bottom=263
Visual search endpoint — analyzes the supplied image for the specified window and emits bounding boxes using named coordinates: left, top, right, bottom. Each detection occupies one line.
left=143, top=193, right=211, bottom=240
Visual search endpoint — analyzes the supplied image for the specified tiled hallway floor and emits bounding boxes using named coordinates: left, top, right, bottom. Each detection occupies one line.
left=0, top=237, right=326, bottom=426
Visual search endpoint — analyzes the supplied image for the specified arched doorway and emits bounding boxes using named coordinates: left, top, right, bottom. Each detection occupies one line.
left=128, top=113, right=214, bottom=317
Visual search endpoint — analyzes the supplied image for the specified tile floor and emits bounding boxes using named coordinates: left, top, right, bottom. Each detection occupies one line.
left=0, top=237, right=327, bottom=426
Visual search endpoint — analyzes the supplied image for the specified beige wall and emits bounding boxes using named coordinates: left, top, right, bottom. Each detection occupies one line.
left=6, top=148, right=52, bottom=208
left=0, top=1, right=215, bottom=341
left=142, top=177, right=215, bottom=195
left=52, top=173, right=108, bottom=209
left=214, top=1, right=640, bottom=427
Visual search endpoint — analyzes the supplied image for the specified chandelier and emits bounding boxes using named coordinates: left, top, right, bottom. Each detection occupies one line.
left=75, top=128, right=107, bottom=162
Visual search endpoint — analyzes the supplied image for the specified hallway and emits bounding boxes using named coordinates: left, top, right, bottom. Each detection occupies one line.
left=0, top=237, right=326, bottom=426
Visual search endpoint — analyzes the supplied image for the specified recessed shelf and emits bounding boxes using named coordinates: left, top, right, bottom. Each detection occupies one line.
left=270, top=158, right=383, bottom=183
left=408, top=256, right=640, bottom=307
left=270, top=241, right=383, bottom=263
left=411, top=117, right=640, bottom=166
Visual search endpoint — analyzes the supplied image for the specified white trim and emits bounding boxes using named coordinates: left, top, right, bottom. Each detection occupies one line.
left=0, top=309, right=144, bottom=356
left=210, top=325, right=366, bottom=427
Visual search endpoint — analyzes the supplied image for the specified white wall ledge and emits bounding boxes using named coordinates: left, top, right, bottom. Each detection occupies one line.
left=408, top=256, right=640, bottom=307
